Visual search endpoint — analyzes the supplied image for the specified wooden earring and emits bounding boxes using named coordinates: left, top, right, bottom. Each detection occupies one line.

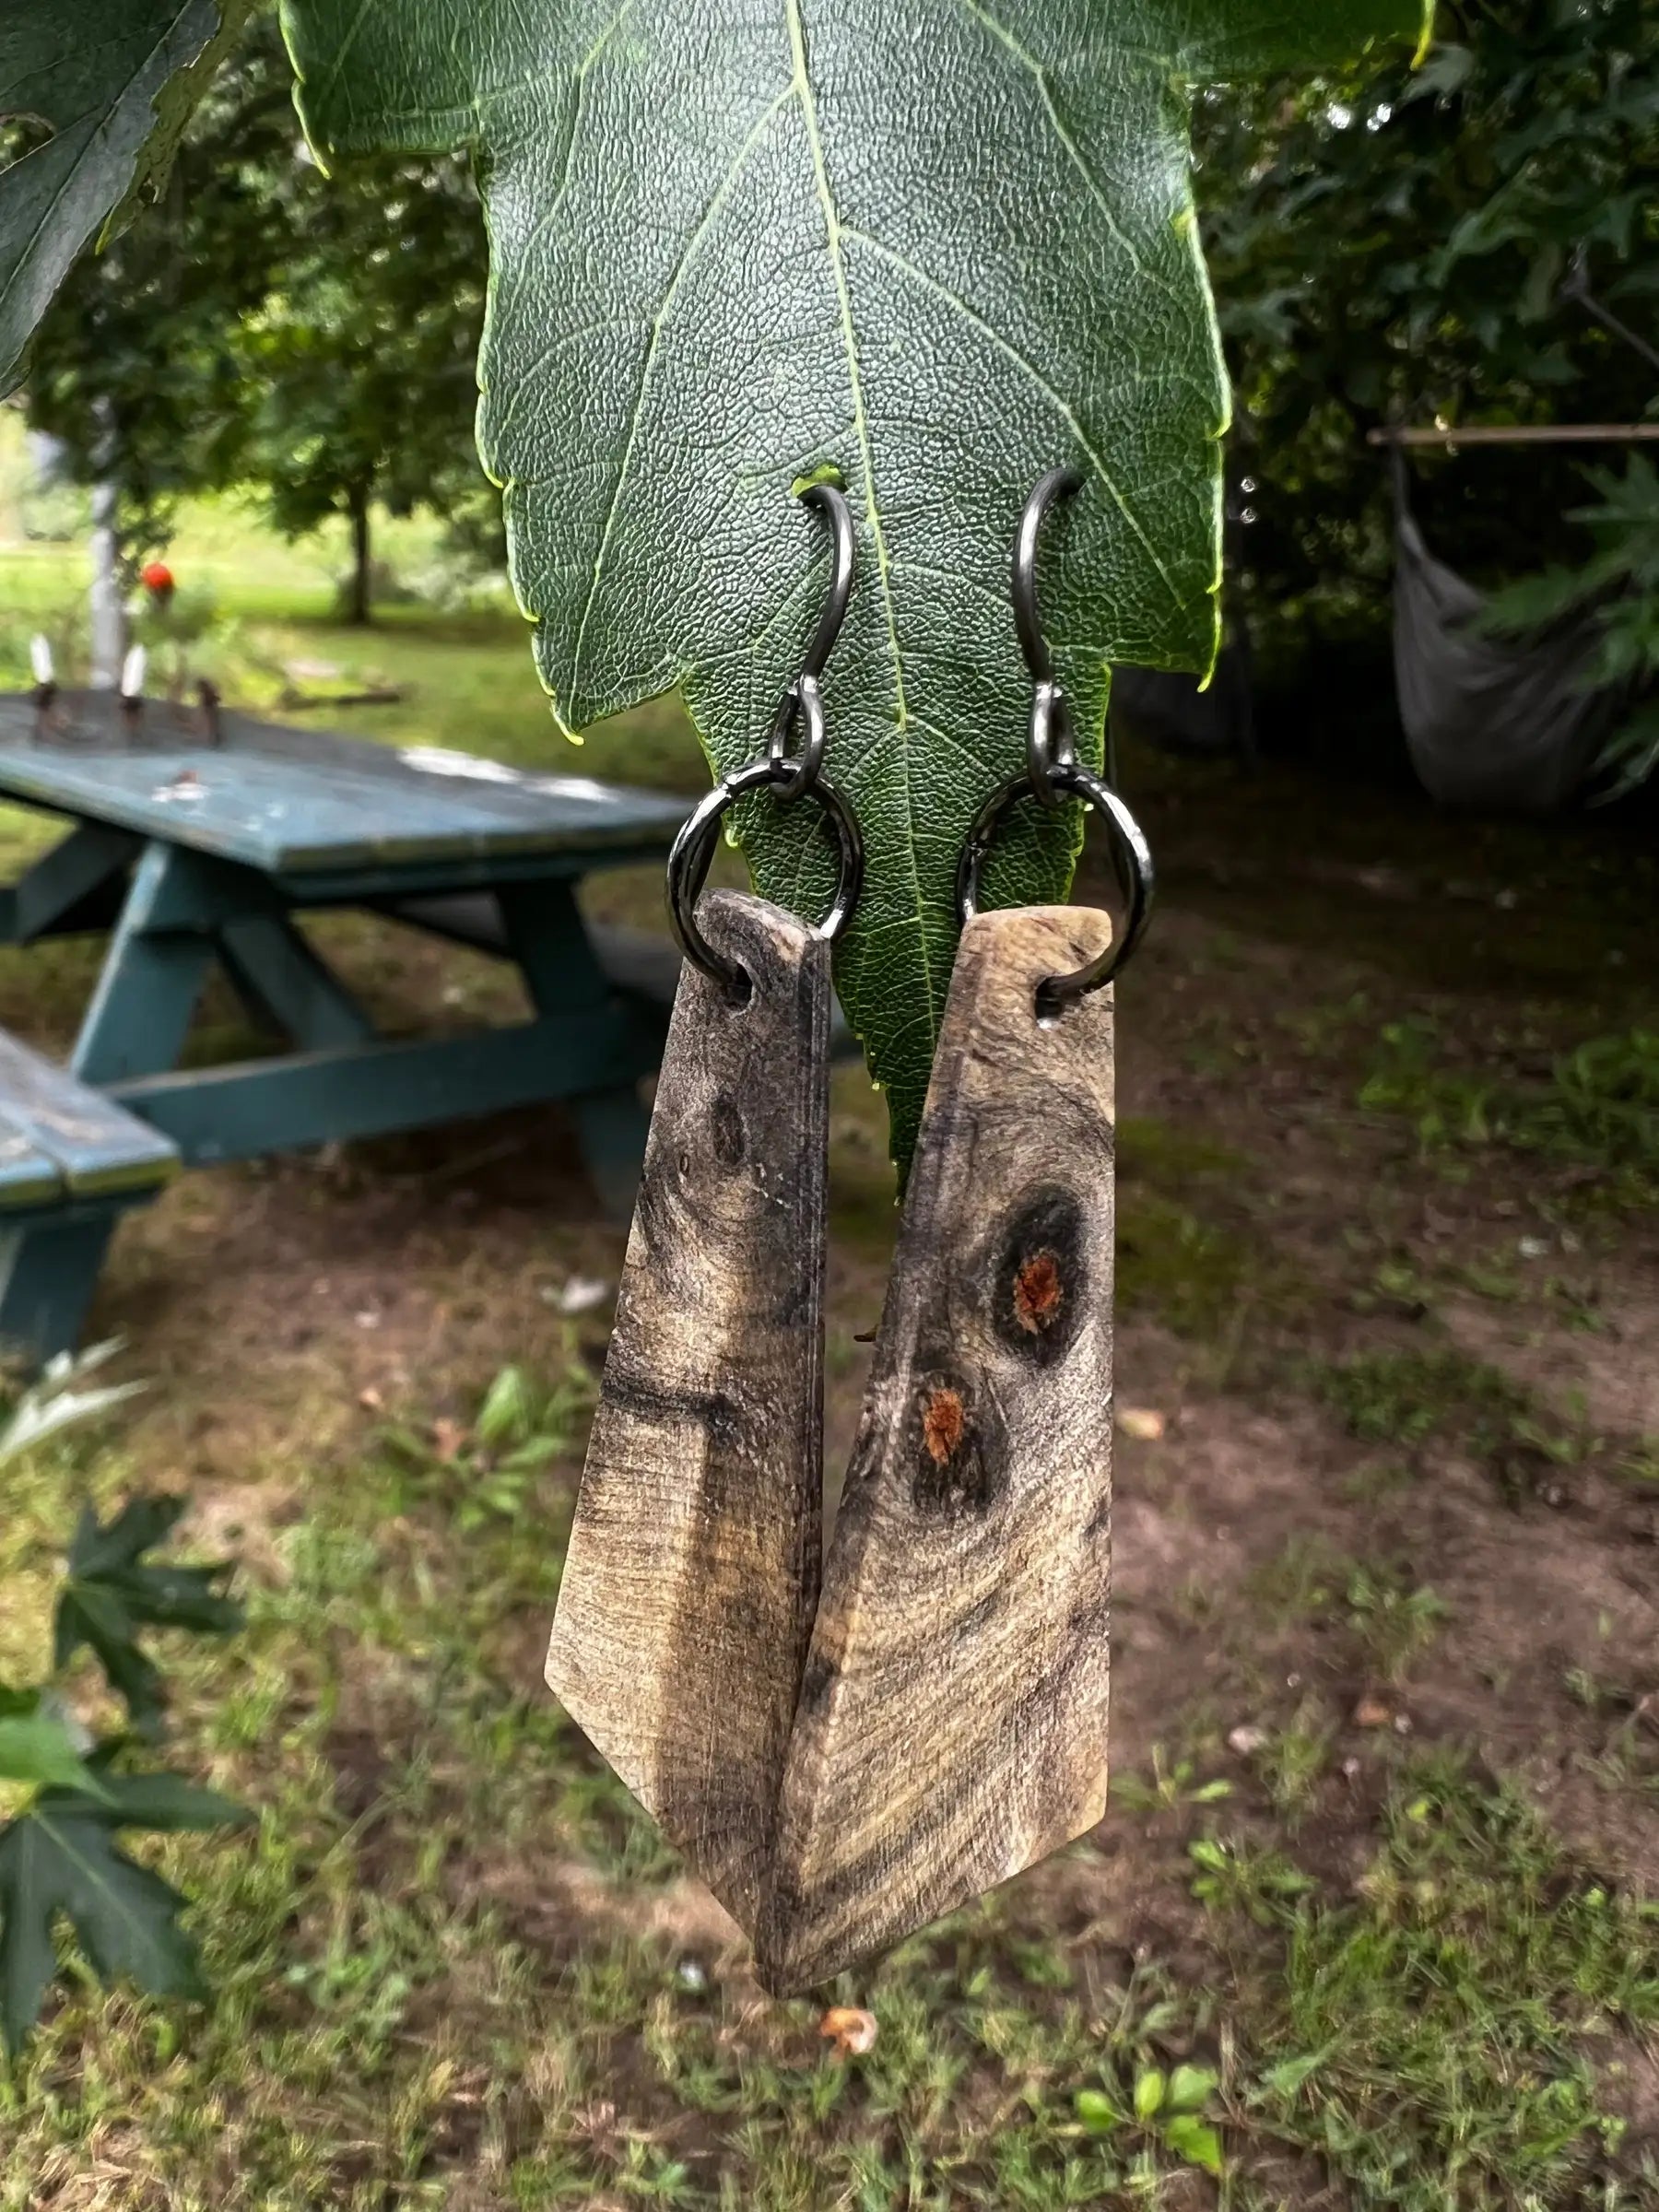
left=547, top=468, right=1157, bottom=1992
left=759, top=474, right=1155, bottom=1985
left=546, top=484, right=861, bottom=1933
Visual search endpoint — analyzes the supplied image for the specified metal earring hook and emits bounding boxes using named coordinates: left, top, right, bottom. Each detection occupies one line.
left=1012, top=466, right=1083, bottom=809
left=668, top=474, right=865, bottom=1000
left=767, top=480, right=856, bottom=805
left=956, top=465, right=1157, bottom=1009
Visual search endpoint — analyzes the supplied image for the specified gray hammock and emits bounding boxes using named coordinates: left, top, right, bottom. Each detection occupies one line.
left=1392, top=474, right=1629, bottom=815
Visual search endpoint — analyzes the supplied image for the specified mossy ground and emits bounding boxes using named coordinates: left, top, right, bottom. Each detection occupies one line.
left=1, top=464, right=1656, bottom=2207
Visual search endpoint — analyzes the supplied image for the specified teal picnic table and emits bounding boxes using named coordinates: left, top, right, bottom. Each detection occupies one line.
left=0, top=688, right=692, bottom=1358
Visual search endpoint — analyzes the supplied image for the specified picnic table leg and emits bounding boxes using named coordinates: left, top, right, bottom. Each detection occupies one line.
left=0, top=843, right=221, bottom=1355
left=0, top=1214, right=125, bottom=1362
left=216, top=914, right=372, bottom=1050
left=0, top=823, right=138, bottom=946
left=72, top=843, right=222, bottom=1085
left=498, top=882, right=653, bottom=1218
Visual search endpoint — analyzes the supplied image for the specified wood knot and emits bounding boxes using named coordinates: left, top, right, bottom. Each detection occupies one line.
left=909, top=1371, right=1006, bottom=1517
left=1013, top=1251, right=1064, bottom=1335
left=922, top=1386, right=966, bottom=1465
left=992, top=1186, right=1089, bottom=1368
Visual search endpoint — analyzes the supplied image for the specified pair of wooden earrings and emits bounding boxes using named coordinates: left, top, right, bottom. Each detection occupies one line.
left=546, top=473, right=1155, bottom=1991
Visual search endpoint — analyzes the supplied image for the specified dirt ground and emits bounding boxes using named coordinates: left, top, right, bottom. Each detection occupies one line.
left=6, top=735, right=1658, bottom=2206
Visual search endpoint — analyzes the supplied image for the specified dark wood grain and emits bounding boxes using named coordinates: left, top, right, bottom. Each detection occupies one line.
left=546, top=890, right=830, bottom=1933
left=758, top=905, right=1117, bottom=1992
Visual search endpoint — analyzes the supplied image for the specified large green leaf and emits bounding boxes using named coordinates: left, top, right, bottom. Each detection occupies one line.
left=0, top=1688, right=108, bottom=1800
left=0, top=0, right=253, bottom=395
left=282, top=0, right=1428, bottom=1163
left=0, top=1773, right=244, bottom=2053
left=55, top=1497, right=242, bottom=1737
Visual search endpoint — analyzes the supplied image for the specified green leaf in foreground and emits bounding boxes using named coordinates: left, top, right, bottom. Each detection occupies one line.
left=282, top=0, right=1429, bottom=1163
left=54, top=1498, right=242, bottom=1736
left=0, top=1688, right=106, bottom=1800
left=0, top=1776, right=244, bottom=2053
left=0, top=2, right=253, bottom=394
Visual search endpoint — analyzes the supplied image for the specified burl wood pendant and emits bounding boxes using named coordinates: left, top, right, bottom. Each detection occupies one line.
left=547, top=891, right=1115, bottom=1992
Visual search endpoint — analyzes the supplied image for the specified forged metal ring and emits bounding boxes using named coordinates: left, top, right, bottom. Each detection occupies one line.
left=955, top=758, right=1155, bottom=1014
left=765, top=671, right=827, bottom=805
left=667, top=754, right=865, bottom=1000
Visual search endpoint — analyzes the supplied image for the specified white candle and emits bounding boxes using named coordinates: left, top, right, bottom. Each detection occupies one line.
left=29, top=635, right=53, bottom=686
left=120, top=645, right=147, bottom=700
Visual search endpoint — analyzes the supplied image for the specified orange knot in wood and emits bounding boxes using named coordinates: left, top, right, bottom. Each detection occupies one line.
left=922, top=1385, right=967, bottom=1465
left=1013, top=1250, right=1064, bottom=1335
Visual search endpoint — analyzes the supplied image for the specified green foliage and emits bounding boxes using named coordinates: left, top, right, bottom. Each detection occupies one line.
left=1231, top=1759, right=1659, bottom=2210
left=0, top=2, right=253, bottom=395
left=1481, top=453, right=1659, bottom=798
left=1202, top=0, right=1659, bottom=662
left=278, top=0, right=1428, bottom=1166
left=0, top=1353, right=245, bottom=2053
left=21, top=13, right=491, bottom=602
left=1360, top=1014, right=1659, bottom=1196
left=1074, top=2059, right=1225, bottom=2177
left=55, top=1496, right=242, bottom=1737
left=375, top=1358, right=597, bottom=1535
left=0, top=1771, right=241, bottom=2059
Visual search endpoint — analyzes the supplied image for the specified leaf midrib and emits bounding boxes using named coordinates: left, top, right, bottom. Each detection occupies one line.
left=782, top=0, right=939, bottom=1037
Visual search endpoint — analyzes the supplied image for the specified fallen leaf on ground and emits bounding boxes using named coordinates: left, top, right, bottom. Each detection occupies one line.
left=1118, top=1406, right=1166, bottom=1441
left=819, top=2006, right=877, bottom=2057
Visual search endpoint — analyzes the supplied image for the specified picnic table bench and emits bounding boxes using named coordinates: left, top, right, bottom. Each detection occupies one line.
left=0, top=688, right=694, bottom=1358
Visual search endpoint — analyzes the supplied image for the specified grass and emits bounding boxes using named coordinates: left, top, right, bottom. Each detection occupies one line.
left=1219, top=1757, right=1659, bottom=2211
left=3, top=452, right=1658, bottom=2205
left=5, top=1367, right=1651, bottom=2208
left=1307, top=1343, right=1589, bottom=1500
left=0, top=1386, right=1231, bottom=2211
left=1359, top=1016, right=1659, bottom=1207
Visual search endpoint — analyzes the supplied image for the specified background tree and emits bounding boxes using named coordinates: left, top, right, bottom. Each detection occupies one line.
left=22, top=12, right=490, bottom=624
left=1199, top=0, right=1659, bottom=695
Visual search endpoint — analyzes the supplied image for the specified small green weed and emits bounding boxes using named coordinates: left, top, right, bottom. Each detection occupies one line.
left=375, top=1357, right=594, bottom=1532
left=1360, top=1018, right=1659, bottom=1203
left=1345, top=1564, right=1448, bottom=1685
left=1222, top=1757, right=1659, bottom=2211
left=1309, top=1344, right=1583, bottom=1497
left=1113, top=1747, right=1232, bottom=1814
left=1253, top=1699, right=1337, bottom=1819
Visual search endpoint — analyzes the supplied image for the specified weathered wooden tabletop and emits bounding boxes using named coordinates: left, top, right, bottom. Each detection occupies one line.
left=0, top=690, right=689, bottom=877
left=0, top=689, right=695, bottom=1359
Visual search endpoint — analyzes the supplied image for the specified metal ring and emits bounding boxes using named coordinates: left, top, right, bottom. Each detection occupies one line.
left=667, top=756, right=865, bottom=1000
left=955, top=759, right=1155, bottom=1013
left=765, top=671, right=826, bottom=805
left=1027, top=679, right=1076, bottom=811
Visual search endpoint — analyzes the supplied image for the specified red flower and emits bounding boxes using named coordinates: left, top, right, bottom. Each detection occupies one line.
left=140, top=561, right=175, bottom=599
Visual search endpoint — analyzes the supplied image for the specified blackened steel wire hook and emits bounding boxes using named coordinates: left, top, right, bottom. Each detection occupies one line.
left=959, top=465, right=1156, bottom=1010
left=767, top=479, right=856, bottom=805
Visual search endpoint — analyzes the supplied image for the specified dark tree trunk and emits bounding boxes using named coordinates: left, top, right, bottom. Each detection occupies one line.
left=347, top=486, right=372, bottom=626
